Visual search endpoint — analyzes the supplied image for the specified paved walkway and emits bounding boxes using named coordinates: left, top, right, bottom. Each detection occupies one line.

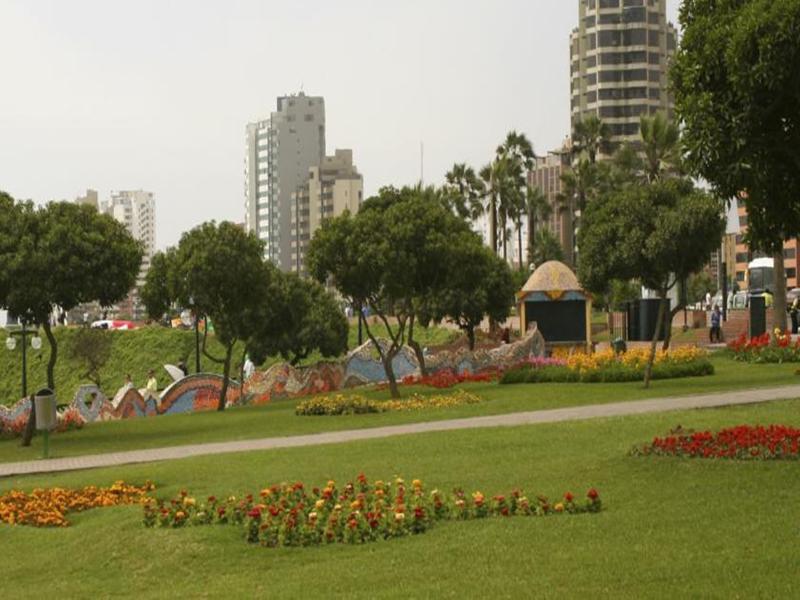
left=3, top=384, right=800, bottom=478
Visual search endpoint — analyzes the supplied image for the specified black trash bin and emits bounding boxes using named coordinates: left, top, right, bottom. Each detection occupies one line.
left=749, top=295, right=766, bottom=338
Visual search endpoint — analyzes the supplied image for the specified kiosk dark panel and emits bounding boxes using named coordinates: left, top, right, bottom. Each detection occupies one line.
left=525, top=301, right=586, bottom=342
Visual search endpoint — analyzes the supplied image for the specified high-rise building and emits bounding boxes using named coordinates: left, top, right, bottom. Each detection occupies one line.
left=290, top=149, right=363, bottom=276
left=101, top=190, right=156, bottom=319
left=529, top=146, right=575, bottom=267
left=570, top=0, right=678, bottom=152
left=245, top=92, right=326, bottom=270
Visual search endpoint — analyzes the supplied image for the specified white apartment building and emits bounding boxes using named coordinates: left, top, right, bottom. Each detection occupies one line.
left=245, top=92, right=326, bottom=270
left=101, top=190, right=156, bottom=319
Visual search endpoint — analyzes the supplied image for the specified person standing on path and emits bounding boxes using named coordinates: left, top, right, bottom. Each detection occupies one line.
left=709, top=305, right=722, bottom=343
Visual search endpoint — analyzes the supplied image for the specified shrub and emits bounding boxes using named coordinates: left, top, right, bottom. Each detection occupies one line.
left=295, top=390, right=484, bottom=416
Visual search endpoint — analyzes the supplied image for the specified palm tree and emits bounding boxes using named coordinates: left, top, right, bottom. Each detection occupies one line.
left=639, top=112, right=680, bottom=182
left=444, top=163, right=485, bottom=221
left=524, top=184, right=553, bottom=268
left=572, top=115, right=611, bottom=164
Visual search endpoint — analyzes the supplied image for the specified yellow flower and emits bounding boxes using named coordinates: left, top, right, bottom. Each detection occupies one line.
left=182, top=497, right=195, bottom=507
left=554, top=502, right=564, bottom=512
left=412, top=479, right=422, bottom=488
left=315, top=499, right=325, bottom=509
left=394, top=512, right=405, bottom=521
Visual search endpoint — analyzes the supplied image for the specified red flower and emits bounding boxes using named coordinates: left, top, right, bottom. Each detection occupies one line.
left=564, top=492, right=574, bottom=503
left=587, top=489, right=599, bottom=501
left=247, top=507, right=261, bottom=519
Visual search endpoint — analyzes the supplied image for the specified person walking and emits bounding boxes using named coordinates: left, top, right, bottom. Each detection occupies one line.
left=709, top=305, right=722, bottom=343
left=145, top=369, right=159, bottom=407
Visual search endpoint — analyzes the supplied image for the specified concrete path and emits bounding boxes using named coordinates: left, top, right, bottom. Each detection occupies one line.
left=3, top=384, right=800, bottom=478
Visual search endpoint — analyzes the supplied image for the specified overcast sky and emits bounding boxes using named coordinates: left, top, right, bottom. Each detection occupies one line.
left=0, top=0, right=681, bottom=249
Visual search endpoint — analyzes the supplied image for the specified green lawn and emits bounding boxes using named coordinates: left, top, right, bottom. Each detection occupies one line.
left=2, top=398, right=799, bottom=598
left=1, top=354, right=797, bottom=464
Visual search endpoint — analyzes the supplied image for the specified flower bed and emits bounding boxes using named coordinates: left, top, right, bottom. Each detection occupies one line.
left=400, top=369, right=501, bottom=389
left=0, top=481, right=154, bottom=527
left=143, top=475, right=602, bottom=548
left=295, top=390, right=484, bottom=416
left=631, top=425, right=800, bottom=460
left=501, top=347, right=713, bottom=384
left=728, top=330, right=800, bottom=363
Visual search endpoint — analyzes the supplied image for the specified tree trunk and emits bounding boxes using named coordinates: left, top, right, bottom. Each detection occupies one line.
left=662, top=304, right=684, bottom=351
left=773, top=249, right=788, bottom=332
left=43, top=321, right=57, bottom=390
left=217, top=343, right=234, bottom=411
left=466, top=327, right=476, bottom=351
left=407, top=315, right=427, bottom=377
left=643, top=292, right=668, bottom=389
left=383, top=353, right=401, bottom=399
left=527, top=211, right=535, bottom=267
left=517, top=222, right=523, bottom=270
left=489, top=193, right=497, bottom=255
left=20, top=396, right=35, bottom=447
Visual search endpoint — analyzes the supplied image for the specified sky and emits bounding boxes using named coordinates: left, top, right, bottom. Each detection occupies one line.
left=0, top=0, right=681, bottom=250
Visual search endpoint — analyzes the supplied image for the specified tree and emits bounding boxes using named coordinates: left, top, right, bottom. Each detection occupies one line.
left=579, top=178, right=725, bottom=387
left=69, top=328, right=113, bottom=389
left=308, top=190, right=466, bottom=398
left=443, top=163, right=485, bottom=221
left=524, top=185, right=553, bottom=268
left=140, top=250, right=175, bottom=321
left=572, top=115, right=611, bottom=164
left=427, top=236, right=515, bottom=350
left=0, top=198, right=142, bottom=445
left=268, top=274, right=349, bottom=366
left=530, top=229, right=564, bottom=268
left=671, top=0, right=800, bottom=331
left=639, top=113, right=681, bottom=183
left=158, top=222, right=273, bottom=410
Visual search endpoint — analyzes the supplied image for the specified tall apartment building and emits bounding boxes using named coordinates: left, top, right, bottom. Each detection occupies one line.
left=75, top=188, right=99, bottom=210
left=290, top=149, right=363, bottom=276
left=245, top=92, right=326, bottom=270
left=101, top=190, right=156, bottom=319
left=529, top=147, right=575, bottom=267
left=570, top=0, right=678, bottom=152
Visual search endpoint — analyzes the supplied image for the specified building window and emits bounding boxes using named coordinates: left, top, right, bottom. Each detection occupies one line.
left=735, top=252, right=749, bottom=264
left=784, top=248, right=797, bottom=260
left=787, top=268, right=797, bottom=280
left=739, top=215, right=748, bottom=227
left=304, top=114, right=314, bottom=122
left=736, top=271, right=745, bottom=282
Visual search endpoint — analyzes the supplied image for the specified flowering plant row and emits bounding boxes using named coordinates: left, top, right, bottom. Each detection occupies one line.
left=631, top=425, right=800, bottom=460
left=400, top=368, right=501, bottom=389
left=501, top=347, right=713, bottom=384
left=0, top=481, right=154, bottom=527
left=143, top=475, right=602, bottom=548
left=728, top=330, right=800, bottom=363
left=1, top=407, right=84, bottom=440
left=295, top=389, right=483, bottom=416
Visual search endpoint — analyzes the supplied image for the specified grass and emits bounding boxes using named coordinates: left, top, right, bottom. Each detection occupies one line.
left=1, top=354, right=798, bottom=464
left=2, top=398, right=799, bottom=598
left=0, top=322, right=458, bottom=406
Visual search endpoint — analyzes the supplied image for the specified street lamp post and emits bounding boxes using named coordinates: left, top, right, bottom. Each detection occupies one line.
left=5, top=321, right=42, bottom=399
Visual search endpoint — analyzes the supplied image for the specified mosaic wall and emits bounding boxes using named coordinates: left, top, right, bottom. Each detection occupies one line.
left=0, top=374, right=241, bottom=434
left=1, top=328, right=544, bottom=434
left=243, top=328, right=545, bottom=403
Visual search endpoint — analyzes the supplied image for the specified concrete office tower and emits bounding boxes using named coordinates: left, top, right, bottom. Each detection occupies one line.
left=570, top=0, right=677, bottom=152
left=101, top=190, right=156, bottom=319
left=245, top=92, right=326, bottom=270
left=529, top=147, right=576, bottom=267
left=290, top=149, right=363, bottom=276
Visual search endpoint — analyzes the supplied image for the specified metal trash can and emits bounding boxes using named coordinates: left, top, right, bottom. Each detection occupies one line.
left=34, top=388, right=57, bottom=431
